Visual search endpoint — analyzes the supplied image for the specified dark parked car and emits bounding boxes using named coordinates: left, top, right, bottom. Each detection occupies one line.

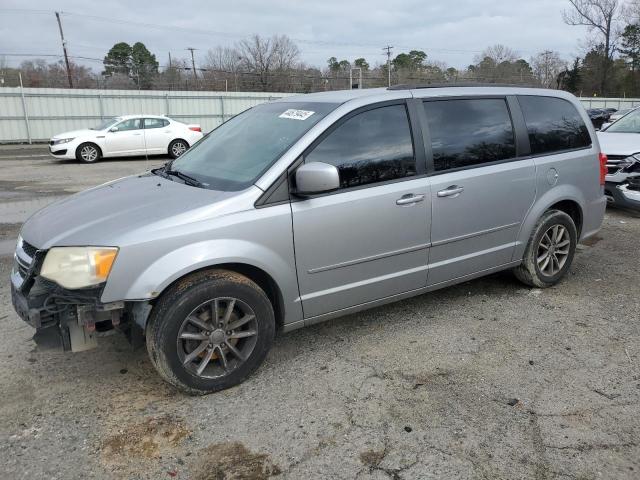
left=587, top=108, right=612, bottom=130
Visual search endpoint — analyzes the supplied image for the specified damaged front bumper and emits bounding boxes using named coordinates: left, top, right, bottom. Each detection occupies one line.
left=605, top=176, right=640, bottom=211
left=11, top=238, right=150, bottom=352
left=605, top=156, right=640, bottom=210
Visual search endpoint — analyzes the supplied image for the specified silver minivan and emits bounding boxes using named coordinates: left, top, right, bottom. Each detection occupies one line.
left=11, top=86, right=607, bottom=394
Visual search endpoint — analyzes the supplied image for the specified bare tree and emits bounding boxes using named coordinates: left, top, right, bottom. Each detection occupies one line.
left=204, top=46, right=243, bottom=90
left=475, top=44, right=519, bottom=64
left=271, top=35, right=300, bottom=71
left=627, top=0, right=640, bottom=21
left=531, top=50, right=567, bottom=87
left=563, top=0, right=622, bottom=92
left=238, top=34, right=300, bottom=91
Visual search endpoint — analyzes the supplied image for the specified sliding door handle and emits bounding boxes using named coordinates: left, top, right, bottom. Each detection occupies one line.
left=437, top=185, right=464, bottom=198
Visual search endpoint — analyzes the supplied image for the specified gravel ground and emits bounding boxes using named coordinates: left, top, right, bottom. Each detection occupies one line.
left=0, top=147, right=639, bottom=479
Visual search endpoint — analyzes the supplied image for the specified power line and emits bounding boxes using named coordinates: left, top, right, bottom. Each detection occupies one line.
left=0, top=8, right=526, bottom=56
left=0, top=7, right=579, bottom=62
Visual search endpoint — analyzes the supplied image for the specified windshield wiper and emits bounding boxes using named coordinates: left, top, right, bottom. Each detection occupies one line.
left=166, top=168, right=206, bottom=188
left=152, top=161, right=206, bottom=188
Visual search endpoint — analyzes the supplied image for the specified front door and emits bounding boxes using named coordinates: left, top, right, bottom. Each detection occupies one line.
left=421, top=97, right=536, bottom=286
left=291, top=102, right=431, bottom=319
left=105, top=118, right=145, bottom=156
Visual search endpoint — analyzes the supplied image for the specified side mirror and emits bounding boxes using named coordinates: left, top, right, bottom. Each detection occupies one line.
left=109, top=126, right=118, bottom=132
left=295, top=162, right=340, bottom=195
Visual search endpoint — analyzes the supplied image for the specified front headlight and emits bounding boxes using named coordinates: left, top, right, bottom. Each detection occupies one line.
left=619, top=154, right=640, bottom=170
left=40, top=247, right=118, bottom=289
left=52, top=137, right=75, bottom=145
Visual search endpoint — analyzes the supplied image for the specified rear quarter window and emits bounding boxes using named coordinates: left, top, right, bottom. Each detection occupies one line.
left=518, top=96, right=591, bottom=155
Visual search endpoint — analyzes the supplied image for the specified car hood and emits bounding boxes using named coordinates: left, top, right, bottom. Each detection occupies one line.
left=51, top=129, right=97, bottom=140
left=20, top=174, right=252, bottom=249
left=597, top=132, right=640, bottom=157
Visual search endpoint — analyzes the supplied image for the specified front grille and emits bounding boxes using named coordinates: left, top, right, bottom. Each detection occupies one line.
left=49, top=140, right=55, bottom=146
left=21, top=241, right=38, bottom=259
left=12, top=239, right=41, bottom=291
left=606, top=155, right=631, bottom=175
left=16, top=258, right=29, bottom=277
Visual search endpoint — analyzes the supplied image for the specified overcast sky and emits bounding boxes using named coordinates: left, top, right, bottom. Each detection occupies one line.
left=1, top=0, right=587, bottom=71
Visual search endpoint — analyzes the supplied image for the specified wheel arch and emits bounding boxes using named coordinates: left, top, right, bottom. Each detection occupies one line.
left=168, top=137, right=190, bottom=153
left=155, top=262, right=287, bottom=332
left=76, top=141, right=103, bottom=159
left=547, top=199, right=583, bottom=238
left=514, top=187, right=586, bottom=261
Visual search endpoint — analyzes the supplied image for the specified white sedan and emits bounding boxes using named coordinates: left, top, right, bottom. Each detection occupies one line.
left=49, top=115, right=204, bottom=163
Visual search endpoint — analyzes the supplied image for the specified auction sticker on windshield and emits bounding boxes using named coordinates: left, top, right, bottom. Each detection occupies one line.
left=279, top=109, right=315, bottom=121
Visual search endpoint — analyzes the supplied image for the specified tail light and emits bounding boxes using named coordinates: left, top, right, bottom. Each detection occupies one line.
left=599, top=152, right=608, bottom=186
left=189, top=126, right=202, bottom=132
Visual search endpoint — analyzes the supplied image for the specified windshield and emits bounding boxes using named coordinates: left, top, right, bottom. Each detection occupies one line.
left=91, top=117, right=120, bottom=130
left=169, top=102, right=337, bottom=191
left=605, top=108, right=640, bottom=133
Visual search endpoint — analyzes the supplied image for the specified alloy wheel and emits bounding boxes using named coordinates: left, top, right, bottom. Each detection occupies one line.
left=536, top=224, right=570, bottom=277
left=171, top=141, right=187, bottom=157
left=176, top=297, right=258, bottom=379
left=80, top=145, right=98, bottom=162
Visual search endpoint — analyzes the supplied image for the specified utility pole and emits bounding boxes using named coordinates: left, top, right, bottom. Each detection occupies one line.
left=383, top=45, right=393, bottom=87
left=187, top=47, right=198, bottom=80
left=55, top=12, right=73, bottom=89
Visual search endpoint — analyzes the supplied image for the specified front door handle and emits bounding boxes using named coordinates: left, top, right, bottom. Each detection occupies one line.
left=396, top=194, right=425, bottom=205
left=437, top=185, right=464, bottom=198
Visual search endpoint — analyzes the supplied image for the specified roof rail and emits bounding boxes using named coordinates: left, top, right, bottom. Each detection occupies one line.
left=387, top=82, right=540, bottom=90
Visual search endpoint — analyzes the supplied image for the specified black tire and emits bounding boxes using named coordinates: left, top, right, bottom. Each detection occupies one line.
left=513, top=209, right=577, bottom=288
left=168, top=139, right=189, bottom=159
left=146, top=269, right=275, bottom=395
left=75, top=142, right=101, bottom=163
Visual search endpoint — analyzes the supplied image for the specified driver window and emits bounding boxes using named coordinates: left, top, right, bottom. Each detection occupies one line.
left=115, top=118, right=142, bottom=131
left=304, top=104, right=416, bottom=189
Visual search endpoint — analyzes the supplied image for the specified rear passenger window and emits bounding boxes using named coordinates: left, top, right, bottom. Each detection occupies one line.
left=423, top=99, right=516, bottom=172
left=305, top=104, right=416, bottom=189
left=518, top=96, right=591, bottom=155
left=144, top=118, right=168, bottom=129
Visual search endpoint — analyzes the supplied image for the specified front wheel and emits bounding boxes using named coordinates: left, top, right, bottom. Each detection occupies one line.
left=146, top=270, right=275, bottom=395
left=75, top=143, right=101, bottom=163
left=513, top=209, right=577, bottom=288
left=168, top=139, right=189, bottom=159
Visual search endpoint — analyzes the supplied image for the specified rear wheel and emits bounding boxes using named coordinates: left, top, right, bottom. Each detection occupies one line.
left=146, top=270, right=275, bottom=395
left=513, top=209, right=577, bottom=288
left=75, top=143, right=101, bottom=163
left=168, top=139, right=189, bottom=159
